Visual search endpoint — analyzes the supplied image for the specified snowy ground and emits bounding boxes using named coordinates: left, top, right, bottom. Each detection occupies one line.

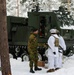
left=1, top=55, right=74, bottom=75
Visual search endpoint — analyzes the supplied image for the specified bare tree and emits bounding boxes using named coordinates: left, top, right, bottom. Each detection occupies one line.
left=0, top=0, right=12, bottom=75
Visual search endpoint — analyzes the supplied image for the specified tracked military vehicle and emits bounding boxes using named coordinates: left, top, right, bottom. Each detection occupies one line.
left=7, top=11, right=74, bottom=61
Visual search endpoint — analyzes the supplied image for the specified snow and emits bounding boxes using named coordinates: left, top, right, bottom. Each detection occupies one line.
left=6, top=0, right=74, bottom=18
left=5, top=0, right=64, bottom=17
left=60, top=25, right=74, bottom=30
left=1, top=55, right=74, bottom=75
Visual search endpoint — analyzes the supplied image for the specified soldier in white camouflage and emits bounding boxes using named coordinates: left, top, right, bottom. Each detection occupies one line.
left=28, top=28, right=42, bottom=73
left=47, top=29, right=59, bottom=72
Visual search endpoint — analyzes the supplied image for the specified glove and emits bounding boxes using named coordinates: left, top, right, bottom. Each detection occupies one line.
left=53, top=52, right=56, bottom=55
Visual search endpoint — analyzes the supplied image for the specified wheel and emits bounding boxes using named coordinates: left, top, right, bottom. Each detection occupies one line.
left=38, top=53, right=42, bottom=61
left=15, top=46, right=20, bottom=52
left=9, top=53, right=13, bottom=58
left=67, top=50, right=74, bottom=57
left=21, top=53, right=29, bottom=61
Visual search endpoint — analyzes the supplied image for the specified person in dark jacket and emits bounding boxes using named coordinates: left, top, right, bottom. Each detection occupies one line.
left=28, top=28, right=42, bottom=73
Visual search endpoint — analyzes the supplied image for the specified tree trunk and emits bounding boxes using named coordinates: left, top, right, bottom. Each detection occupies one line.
left=0, top=0, right=12, bottom=75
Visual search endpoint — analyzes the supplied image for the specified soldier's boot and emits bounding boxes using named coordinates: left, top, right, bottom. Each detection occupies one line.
left=30, top=68, right=35, bottom=73
left=34, top=67, right=42, bottom=71
left=47, top=69, right=55, bottom=73
left=55, top=68, right=60, bottom=70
